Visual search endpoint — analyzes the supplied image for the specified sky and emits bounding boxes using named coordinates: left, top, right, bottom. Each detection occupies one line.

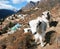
left=0, top=0, right=40, bottom=10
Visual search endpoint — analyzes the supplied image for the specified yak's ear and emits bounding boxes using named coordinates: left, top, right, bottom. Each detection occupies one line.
left=47, top=12, right=50, bottom=20
left=47, top=12, right=49, bottom=14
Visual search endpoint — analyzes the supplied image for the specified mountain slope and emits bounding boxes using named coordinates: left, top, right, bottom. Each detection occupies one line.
left=21, top=0, right=60, bottom=12
left=22, top=1, right=40, bottom=11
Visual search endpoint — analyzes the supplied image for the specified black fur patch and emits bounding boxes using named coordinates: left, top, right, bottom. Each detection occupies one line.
left=49, top=21, right=58, bottom=27
left=33, top=32, right=37, bottom=35
left=37, top=21, right=41, bottom=28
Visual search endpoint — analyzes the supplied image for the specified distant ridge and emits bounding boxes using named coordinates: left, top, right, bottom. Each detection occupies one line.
left=0, top=9, right=16, bottom=19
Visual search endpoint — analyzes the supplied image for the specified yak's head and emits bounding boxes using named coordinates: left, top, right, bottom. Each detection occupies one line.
left=42, top=10, right=51, bottom=21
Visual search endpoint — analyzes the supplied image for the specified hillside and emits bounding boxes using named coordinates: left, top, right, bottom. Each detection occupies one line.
left=0, top=0, right=60, bottom=49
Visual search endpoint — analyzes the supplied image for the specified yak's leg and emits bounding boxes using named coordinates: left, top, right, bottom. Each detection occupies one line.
left=39, top=35, right=45, bottom=47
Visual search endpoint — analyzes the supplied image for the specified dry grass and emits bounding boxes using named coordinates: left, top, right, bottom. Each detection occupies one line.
left=0, top=29, right=37, bottom=49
